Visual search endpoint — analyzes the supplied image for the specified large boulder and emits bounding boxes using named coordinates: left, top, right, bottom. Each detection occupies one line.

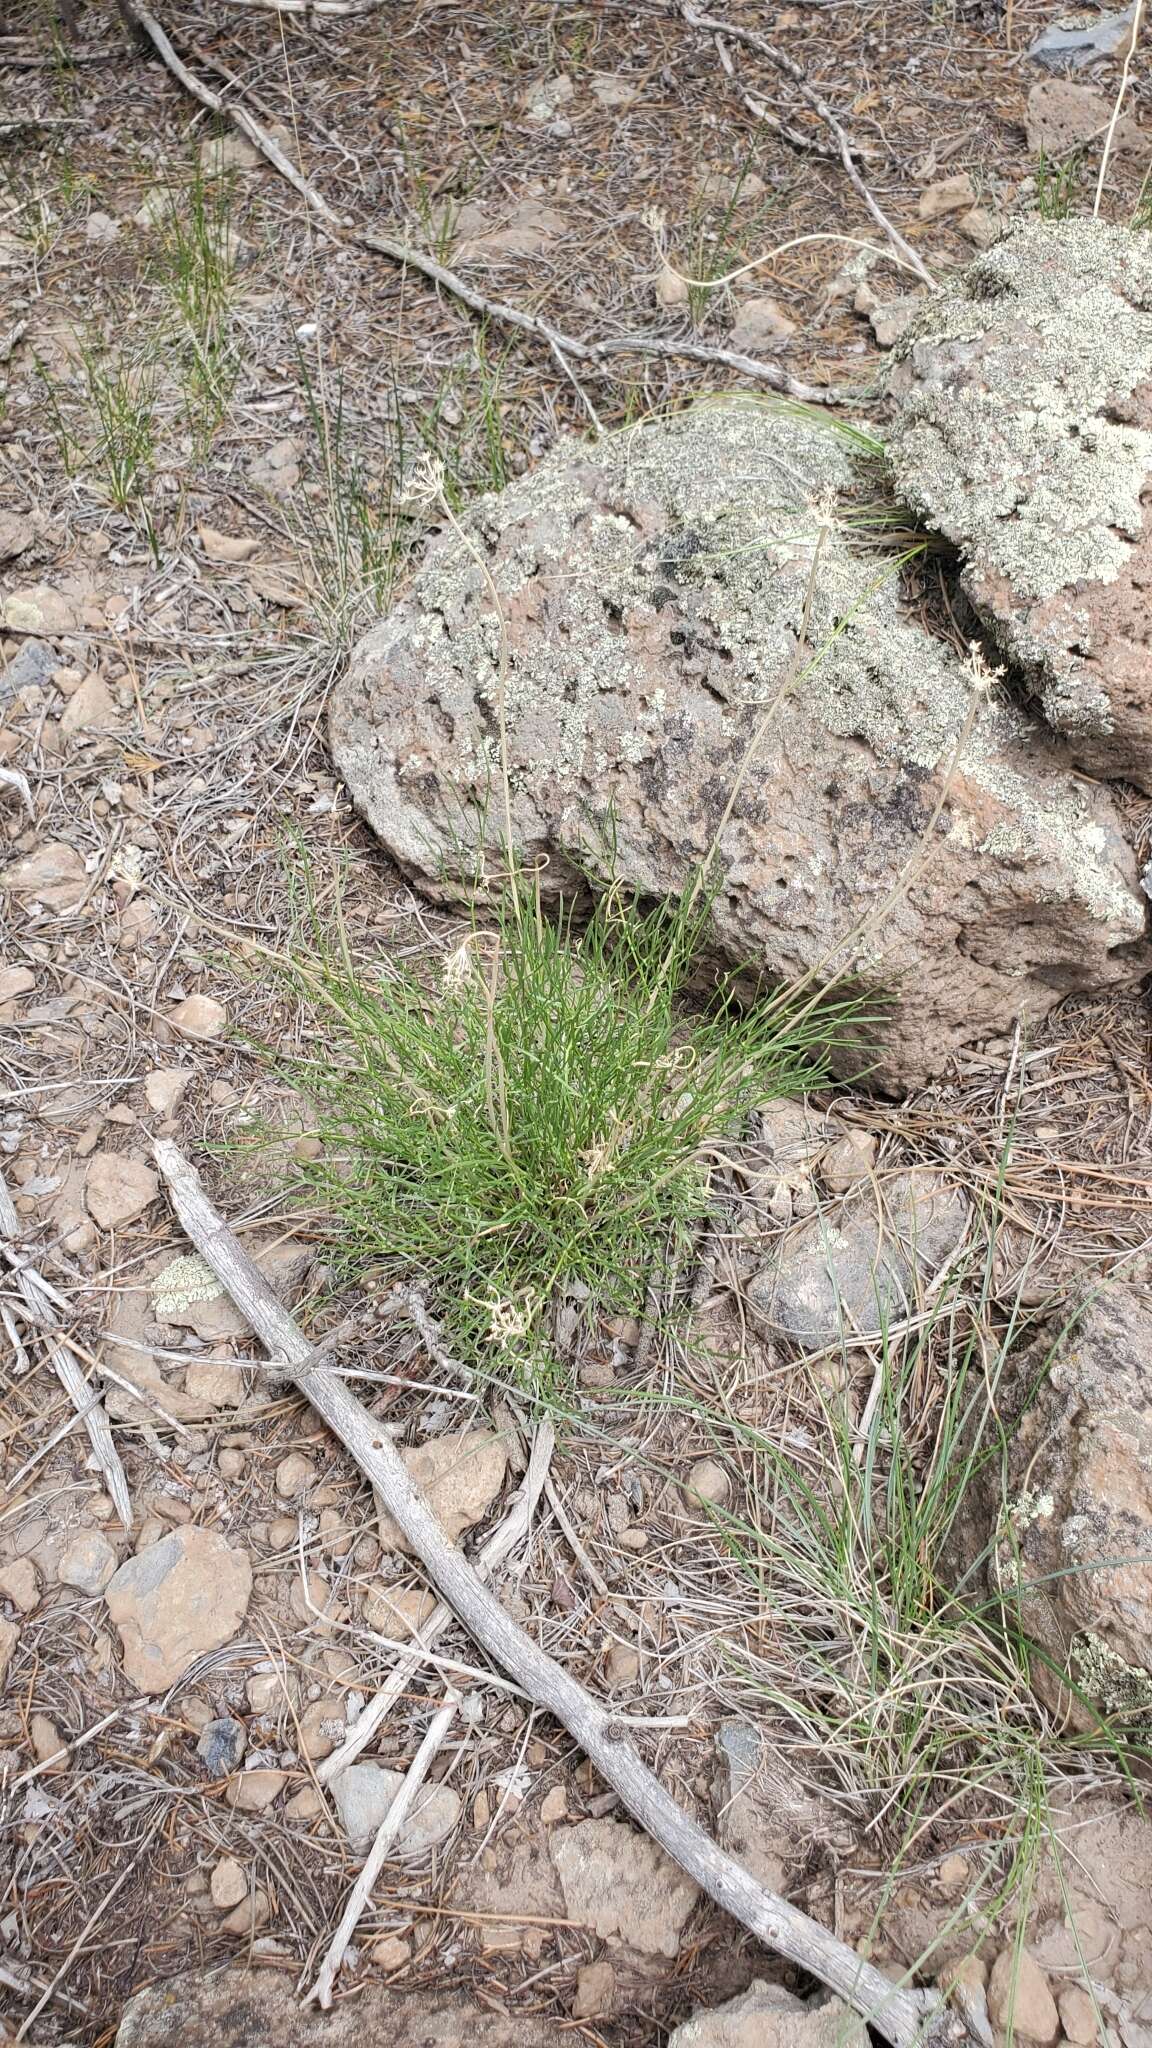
left=990, top=1283, right=1152, bottom=1730
left=331, top=404, right=1147, bottom=1090
left=884, top=221, right=1152, bottom=790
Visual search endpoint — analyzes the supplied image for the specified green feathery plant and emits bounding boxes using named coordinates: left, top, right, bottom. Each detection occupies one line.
left=277, top=869, right=872, bottom=1393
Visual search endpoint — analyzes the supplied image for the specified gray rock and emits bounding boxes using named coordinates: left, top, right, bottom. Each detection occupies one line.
left=884, top=222, right=1152, bottom=791
left=982, top=1283, right=1152, bottom=1729
left=747, top=1169, right=967, bottom=1350
left=669, top=1984, right=868, bottom=2048
left=331, top=403, right=1147, bottom=1091
left=196, top=1717, right=247, bottom=1775
left=329, top=1760, right=461, bottom=1855
left=0, top=639, right=58, bottom=700
left=115, top=1972, right=556, bottom=2046
left=1026, top=2, right=1136, bottom=69
left=57, top=1528, right=117, bottom=1594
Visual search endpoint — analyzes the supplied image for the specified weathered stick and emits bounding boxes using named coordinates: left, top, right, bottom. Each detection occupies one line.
left=319, top=1422, right=554, bottom=1782
left=153, top=1140, right=946, bottom=2048
left=305, top=1694, right=458, bottom=2008
left=678, top=3, right=936, bottom=291
left=117, top=0, right=842, bottom=407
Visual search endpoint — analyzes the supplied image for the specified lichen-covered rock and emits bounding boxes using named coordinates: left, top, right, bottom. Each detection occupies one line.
left=884, top=221, right=1152, bottom=790
left=990, top=1284, right=1152, bottom=1729
left=331, top=404, right=1146, bottom=1090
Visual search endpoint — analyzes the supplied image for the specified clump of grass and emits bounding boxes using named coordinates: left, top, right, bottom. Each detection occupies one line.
left=78, top=338, right=159, bottom=514
left=708, top=1224, right=1143, bottom=1964
left=682, top=152, right=774, bottom=330
left=154, top=166, right=239, bottom=439
left=293, top=353, right=412, bottom=647
left=415, top=332, right=513, bottom=506
left=1033, top=148, right=1082, bottom=220
left=280, top=872, right=869, bottom=1391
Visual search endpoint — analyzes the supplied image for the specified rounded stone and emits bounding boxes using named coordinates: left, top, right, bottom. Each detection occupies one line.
left=683, top=1458, right=730, bottom=1510
left=58, top=1529, right=117, bottom=1595
left=210, top=1857, right=248, bottom=1910
left=274, top=1453, right=316, bottom=1500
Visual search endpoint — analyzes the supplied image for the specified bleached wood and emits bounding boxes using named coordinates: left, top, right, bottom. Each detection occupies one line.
left=153, top=1140, right=951, bottom=2048
left=318, top=1422, right=554, bottom=1782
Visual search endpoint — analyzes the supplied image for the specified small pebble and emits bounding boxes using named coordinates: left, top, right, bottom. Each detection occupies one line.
left=275, top=1453, right=316, bottom=1500
left=1058, top=1987, right=1099, bottom=2047
left=217, top=1448, right=246, bottom=1479
left=196, top=1716, right=247, bottom=1775
left=683, top=1457, right=729, bottom=1510
left=372, top=1934, right=410, bottom=1971
left=222, top=1886, right=270, bottom=1937
left=0, top=1559, right=40, bottom=1614
left=539, top=1784, right=568, bottom=1824
left=210, top=1857, right=248, bottom=1910
left=30, top=1714, right=67, bottom=1773
left=225, top=1768, right=287, bottom=1813
left=604, top=1643, right=640, bottom=1687
left=57, top=1528, right=117, bottom=1593
left=283, top=1784, right=323, bottom=1822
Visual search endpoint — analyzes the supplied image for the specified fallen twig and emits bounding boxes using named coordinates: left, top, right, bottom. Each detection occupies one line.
left=116, top=0, right=844, bottom=406
left=1093, top=0, right=1145, bottom=212
left=319, top=1421, right=554, bottom=1782
left=677, top=3, right=936, bottom=290
left=304, top=1694, right=458, bottom=2007
left=0, top=1169, right=131, bottom=1528
left=152, top=1138, right=950, bottom=2048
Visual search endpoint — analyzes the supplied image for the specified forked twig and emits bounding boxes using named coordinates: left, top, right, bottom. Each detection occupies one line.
left=0, top=1169, right=131, bottom=1528
left=152, top=1138, right=955, bottom=2048
left=677, top=3, right=936, bottom=290
left=305, top=1694, right=458, bottom=2007
left=116, top=0, right=842, bottom=406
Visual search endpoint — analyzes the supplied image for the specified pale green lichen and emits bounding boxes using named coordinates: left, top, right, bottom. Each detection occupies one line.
left=1072, top=1630, right=1152, bottom=1728
left=151, top=1253, right=222, bottom=1317
left=886, top=221, right=1152, bottom=607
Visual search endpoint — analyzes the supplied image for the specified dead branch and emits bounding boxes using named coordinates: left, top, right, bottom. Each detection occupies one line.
left=116, top=0, right=846, bottom=407
left=318, top=1421, right=555, bottom=1782
left=677, top=3, right=937, bottom=290
left=153, top=1138, right=953, bottom=2048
